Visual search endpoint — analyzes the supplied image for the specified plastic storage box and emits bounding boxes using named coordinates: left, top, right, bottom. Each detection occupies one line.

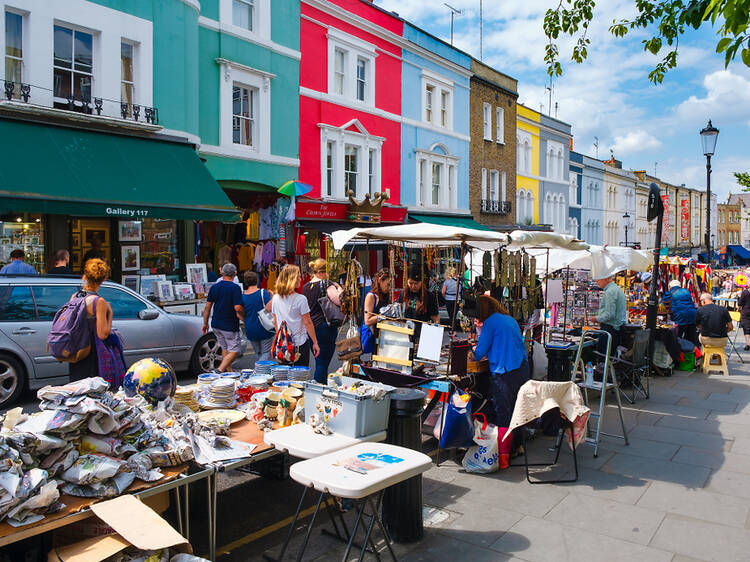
left=302, top=376, right=396, bottom=438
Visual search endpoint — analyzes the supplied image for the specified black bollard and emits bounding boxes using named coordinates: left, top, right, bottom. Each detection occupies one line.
left=382, top=387, right=426, bottom=543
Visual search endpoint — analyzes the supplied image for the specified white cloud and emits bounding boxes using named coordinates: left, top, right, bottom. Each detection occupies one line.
left=676, top=70, right=750, bottom=125
left=611, top=130, right=662, bottom=155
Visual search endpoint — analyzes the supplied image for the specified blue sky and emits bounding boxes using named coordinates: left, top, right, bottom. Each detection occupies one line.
left=376, top=0, right=750, bottom=201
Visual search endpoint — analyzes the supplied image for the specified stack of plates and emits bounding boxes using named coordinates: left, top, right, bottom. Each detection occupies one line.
left=271, top=365, right=289, bottom=382
left=174, top=385, right=199, bottom=411
left=200, top=379, right=236, bottom=409
left=288, top=367, right=311, bottom=381
left=197, top=373, right=219, bottom=387
left=254, top=361, right=276, bottom=377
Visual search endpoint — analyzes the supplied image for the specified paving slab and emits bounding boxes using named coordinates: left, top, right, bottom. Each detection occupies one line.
left=433, top=504, right=525, bottom=548
left=597, top=436, right=681, bottom=461
left=544, top=492, right=665, bottom=544
left=557, top=467, right=651, bottom=504
left=636, top=480, right=750, bottom=527
left=649, top=514, right=750, bottom=562
left=629, top=424, right=732, bottom=451
left=401, top=531, right=519, bottom=561
left=728, top=436, right=750, bottom=456
left=490, top=515, right=673, bottom=562
left=602, top=452, right=711, bottom=488
left=675, top=397, right=738, bottom=414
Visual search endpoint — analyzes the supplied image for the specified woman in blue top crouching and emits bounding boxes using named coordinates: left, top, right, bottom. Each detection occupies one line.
left=472, top=295, right=530, bottom=468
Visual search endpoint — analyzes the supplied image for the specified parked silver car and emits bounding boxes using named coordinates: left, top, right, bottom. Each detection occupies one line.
left=0, top=276, right=228, bottom=408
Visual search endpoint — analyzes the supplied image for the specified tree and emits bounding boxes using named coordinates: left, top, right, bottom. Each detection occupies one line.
left=737, top=172, right=750, bottom=190
left=544, top=0, right=750, bottom=84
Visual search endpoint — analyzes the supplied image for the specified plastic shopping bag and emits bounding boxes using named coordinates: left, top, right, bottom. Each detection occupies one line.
left=462, top=413, right=499, bottom=474
left=438, top=391, right=475, bottom=449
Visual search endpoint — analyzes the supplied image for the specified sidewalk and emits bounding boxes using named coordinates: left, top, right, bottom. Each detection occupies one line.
left=219, top=349, right=750, bottom=562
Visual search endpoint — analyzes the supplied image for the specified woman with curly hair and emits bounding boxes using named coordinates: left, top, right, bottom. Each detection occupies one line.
left=69, top=259, right=113, bottom=381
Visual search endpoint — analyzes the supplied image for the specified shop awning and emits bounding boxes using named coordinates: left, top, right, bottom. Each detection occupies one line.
left=727, top=245, right=750, bottom=260
left=409, top=213, right=493, bottom=231
left=0, top=119, right=240, bottom=221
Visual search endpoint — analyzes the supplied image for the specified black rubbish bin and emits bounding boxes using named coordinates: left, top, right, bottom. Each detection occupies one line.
left=383, top=387, right=426, bottom=543
left=545, top=343, right=576, bottom=381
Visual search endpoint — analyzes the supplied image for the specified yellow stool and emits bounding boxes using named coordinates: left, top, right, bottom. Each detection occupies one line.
left=702, top=339, right=730, bottom=376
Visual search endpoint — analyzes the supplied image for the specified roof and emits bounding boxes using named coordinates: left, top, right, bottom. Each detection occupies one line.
left=728, top=193, right=750, bottom=206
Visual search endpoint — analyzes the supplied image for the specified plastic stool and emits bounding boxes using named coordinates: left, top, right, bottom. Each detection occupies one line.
left=702, top=345, right=729, bottom=376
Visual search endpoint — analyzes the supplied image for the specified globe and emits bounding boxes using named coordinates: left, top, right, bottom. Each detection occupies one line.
left=122, top=358, right=177, bottom=405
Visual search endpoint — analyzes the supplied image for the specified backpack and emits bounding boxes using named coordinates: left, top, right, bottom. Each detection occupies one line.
left=318, top=280, right=345, bottom=328
left=47, top=291, right=93, bottom=363
left=272, top=321, right=300, bottom=364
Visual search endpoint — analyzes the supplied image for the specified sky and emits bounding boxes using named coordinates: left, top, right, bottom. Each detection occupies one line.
left=376, top=0, right=750, bottom=201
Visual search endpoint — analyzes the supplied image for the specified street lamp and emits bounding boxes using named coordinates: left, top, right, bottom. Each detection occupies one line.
left=623, top=211, right=630, bottom=247
left=700, top=120, right=719, bottom=263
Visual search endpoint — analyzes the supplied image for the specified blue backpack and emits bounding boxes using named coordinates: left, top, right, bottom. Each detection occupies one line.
left=47, top=291, right=92, bottom=363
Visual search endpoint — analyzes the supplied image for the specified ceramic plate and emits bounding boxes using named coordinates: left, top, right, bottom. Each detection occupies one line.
left=197, top=409, right=245, bottom=424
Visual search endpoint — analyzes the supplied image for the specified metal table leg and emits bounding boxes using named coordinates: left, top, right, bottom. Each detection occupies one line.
left=263, top=486, right=308, bottom=562
left=296, top=492, right=324, bottom=562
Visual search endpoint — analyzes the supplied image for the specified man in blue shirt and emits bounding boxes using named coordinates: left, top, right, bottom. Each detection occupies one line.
left=0, top=250, right=37, bottom=275
left=202, top=263, right=245, bottom=372
left=661, top=280, right=698, bottom=346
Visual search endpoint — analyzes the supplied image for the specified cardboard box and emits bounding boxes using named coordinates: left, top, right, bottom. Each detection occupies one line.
left=47, top=495, right=191, bottom=562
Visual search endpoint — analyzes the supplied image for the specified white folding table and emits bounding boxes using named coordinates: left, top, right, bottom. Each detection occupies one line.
left=289, top=442, right=432, bottom=562
left=262, top=425, right=387, bottom=561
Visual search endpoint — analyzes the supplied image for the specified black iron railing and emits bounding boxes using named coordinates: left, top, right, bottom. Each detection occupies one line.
left=481, top=199, right=512, bottom=215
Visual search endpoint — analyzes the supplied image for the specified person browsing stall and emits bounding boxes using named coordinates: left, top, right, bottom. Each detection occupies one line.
left=364, top=268, right=392, bottom=328
left=397, top=265, right=439, bottom=336
left=272, top=264, right=320, bottom=367
left=202, top=263, right=245, bottom=372
left=696, top=293, right=733, bottom=348
left=302, top=259, right=338, bottom=383
left=738, top=285, right=750, bottom=350
left=471, top=295, right=530, bottom=469
left=661, top=280, right=698, bottom=346
left=595, top=275, right=626, bottom=354
left=441, top=267, right=459, bottom=331
left=242, top=271, right=274, bottom=362
left=0, top=249, right=37, bottom=275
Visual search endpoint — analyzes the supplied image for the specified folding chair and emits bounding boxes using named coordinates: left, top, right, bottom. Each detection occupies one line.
left=728, top=311, right=745, bottom=364
left=608, top=328, right=651, bottom=404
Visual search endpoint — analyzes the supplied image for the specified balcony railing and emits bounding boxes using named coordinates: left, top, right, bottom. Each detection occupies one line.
left=2, top=81, right=159, bottom=125
left=481, top=199, right=512, bottom=215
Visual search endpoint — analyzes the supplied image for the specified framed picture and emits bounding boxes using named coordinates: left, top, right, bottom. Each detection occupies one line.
left=121, top=245, right=140, bottom=271
left=173, top=283, right=194, bottom=301
left=122, top=274, right=140, bottom=293
left=186, top=263, right=208, bottom=285
left=140, top=274, right=166, bottom=297
left=83, top=227, right=109, bottom=247
left=118, top=221, right=142, bottom=242
left=26, top=236, right=40, bottom=246
left=156, top=280, right=174, bottom=302
left=192, top=283, right=205, bottom=297
left=72, top=232, right=81, bottom=249
left=72, top=251, right=81, bottom=269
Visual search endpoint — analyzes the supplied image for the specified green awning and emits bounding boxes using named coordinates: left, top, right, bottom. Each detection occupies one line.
left=0, top=119, right=240, bottom=221
left=410, top=213, right=493, bottom=231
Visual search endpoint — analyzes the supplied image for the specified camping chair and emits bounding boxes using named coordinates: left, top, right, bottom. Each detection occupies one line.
left=608, top=328, right=651, bottom=404
left=728, top=311, right=745, bottom=364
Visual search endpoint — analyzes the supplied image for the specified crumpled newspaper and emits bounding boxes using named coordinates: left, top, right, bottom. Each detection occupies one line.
left=61, top=470, right=135, bottom=499
left=61, top=454, right=126, bottom=485
left=6, top=480, right=61, bottom=526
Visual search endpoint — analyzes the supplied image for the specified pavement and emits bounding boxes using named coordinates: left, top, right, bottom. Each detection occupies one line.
left=207, top=344, right=750, bottom=562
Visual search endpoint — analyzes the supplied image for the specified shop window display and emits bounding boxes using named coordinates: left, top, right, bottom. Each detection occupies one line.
left=139, top=219, right=178, bottom=276
left=0, top=214, right=45, bottom=273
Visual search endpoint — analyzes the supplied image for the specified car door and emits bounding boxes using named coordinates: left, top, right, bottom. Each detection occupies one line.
left=30, top=284, right=82, bottom=378
left=97, top=287, right=177, bottom=365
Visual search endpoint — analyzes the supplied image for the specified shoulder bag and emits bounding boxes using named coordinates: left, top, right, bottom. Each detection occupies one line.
left=318, top=280, right=345, bottom=327
left=257, top=290, right=275, bottom=332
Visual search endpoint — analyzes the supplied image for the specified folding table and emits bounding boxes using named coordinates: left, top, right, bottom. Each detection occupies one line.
left=262, top=424, right=387, bottom=561
left=289, top=442, right=432, bottom=561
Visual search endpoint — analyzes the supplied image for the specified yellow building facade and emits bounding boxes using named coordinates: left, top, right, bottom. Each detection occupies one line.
left=516, top=104, right=541, bottom=224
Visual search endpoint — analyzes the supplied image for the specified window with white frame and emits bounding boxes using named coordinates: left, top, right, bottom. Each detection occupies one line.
left=481, top=168, right=487, bottom=200
left=517, top=130, right=532, bottom=175
left=4, top=10, right=22, bottom=96
left=421, top=72, right=453, bottom=129
left=517, top=189, right=534, bottom=223
left=415, top=144, right=458, bottom=209
left=568, top=216, right=579, bottom=238
left=232, top=0, right=255, bottom=31
left=232, top=83, right=256, bottom=146
left=53, top=24, right=93, bottom=106
left=120, top=41, right=135, bottom=114
left=546, top=140, right=564, bottom=180
left=489, top=170, right=499, bottom=202
left=327, top=29, right=375, bottom=105
left=218, top=60, right=272, bottom=154
left=496, top=107, right=504, bottom=143
left=501, top=171, right=506, bottom=201
left=569, top=175, right=578, bottom=206
left=483, top=102, right=492, bottom=140
left=320, top=119, right=382, bottom=200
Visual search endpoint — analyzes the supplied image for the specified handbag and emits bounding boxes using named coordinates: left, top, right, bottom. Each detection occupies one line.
left=318, top=280, right=345, bottom=327
left=336, top=320, right=362, bottom=361
left=256, top=289, right=275, bottom=332
left=272, top=321, right=300, bottom=364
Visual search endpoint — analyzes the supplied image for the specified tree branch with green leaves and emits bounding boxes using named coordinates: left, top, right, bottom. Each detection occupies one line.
left=544, top=0, right=750, bottom=84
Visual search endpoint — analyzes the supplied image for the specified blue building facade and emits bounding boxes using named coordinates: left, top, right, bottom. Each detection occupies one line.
left=539, top=115, right=572, bottom=233
left=569, top=152, right=583, bottom=239
left=400, top=23, right=472, bottom=217
left=575, top=151, right=605, bottom=245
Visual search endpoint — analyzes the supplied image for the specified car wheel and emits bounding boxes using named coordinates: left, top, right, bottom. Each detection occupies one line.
left=190, top=334, right=223, bottom=374
left=0, top=353, right=26, bottom=409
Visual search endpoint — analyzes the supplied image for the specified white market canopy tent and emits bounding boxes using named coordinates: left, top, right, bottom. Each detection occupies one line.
left=330, top=223, right=589, bottom=252
left=528, top=245, right=653, bottom=279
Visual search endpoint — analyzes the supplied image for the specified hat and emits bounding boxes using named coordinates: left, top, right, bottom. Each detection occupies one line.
left=668, top=280, right=681, bottom=290
left=221, top=263, right=237, bottom=277
left=640, top=272, right=652, bottom=283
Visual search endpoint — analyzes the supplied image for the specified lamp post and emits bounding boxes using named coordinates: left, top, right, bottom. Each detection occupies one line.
left=700, top=120, right=719, bottom=264
left=623, top=211, right=630, bottom=247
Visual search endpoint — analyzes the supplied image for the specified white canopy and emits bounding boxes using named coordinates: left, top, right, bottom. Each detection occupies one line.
left=529, top=245, right=653, bottom=279
left=330, top=223, right=588, bottom=252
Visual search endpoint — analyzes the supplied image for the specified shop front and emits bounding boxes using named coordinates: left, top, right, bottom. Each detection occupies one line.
left=0, top=118, right=239, bottom=290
